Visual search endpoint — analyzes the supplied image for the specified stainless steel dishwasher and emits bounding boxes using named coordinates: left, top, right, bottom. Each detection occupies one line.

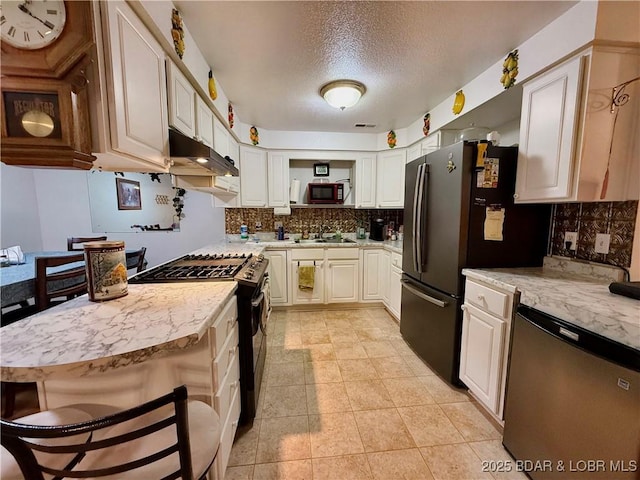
left=503, top=305, right=639, bottom=480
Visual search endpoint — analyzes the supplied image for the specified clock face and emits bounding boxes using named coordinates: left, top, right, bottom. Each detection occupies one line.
left=0, top=0, right=67, bottom=50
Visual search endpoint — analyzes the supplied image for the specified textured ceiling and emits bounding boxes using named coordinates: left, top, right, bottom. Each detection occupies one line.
left=174, top=1, right=578, bottom=134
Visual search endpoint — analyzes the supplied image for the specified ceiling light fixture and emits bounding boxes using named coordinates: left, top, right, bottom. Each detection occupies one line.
left=320, top=80, right=366, bottom=110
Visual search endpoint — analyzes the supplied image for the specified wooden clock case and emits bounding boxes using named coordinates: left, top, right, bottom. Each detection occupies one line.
left=1, top=1, right=97, bottom=169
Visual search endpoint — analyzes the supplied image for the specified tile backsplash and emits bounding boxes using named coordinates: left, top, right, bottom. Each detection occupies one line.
left=550, top=200, right=637, bottom=268
left=225, top=208, right=404, bottom=237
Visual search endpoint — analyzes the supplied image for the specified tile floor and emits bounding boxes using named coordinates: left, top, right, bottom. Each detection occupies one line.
left=225, top=307, right=526, bottom=480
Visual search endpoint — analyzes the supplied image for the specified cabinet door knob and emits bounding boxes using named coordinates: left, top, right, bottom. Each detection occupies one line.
left=513, top=193, right=519, bottom=199
left=461, top=305, right=467, bottom=311
left=477, top=294, right=485, bottom=301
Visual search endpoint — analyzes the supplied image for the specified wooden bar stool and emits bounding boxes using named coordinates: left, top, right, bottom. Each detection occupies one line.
left=1, top=385, right=221, bottom=480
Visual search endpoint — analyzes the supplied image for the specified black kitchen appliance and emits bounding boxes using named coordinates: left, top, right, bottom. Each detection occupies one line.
left=129, top=252, right=270, bottom=425
left=369, top=218, right=385, bottom=241
left=401, top=141, right=550, bottom=385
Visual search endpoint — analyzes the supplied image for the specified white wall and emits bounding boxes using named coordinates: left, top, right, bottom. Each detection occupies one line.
left=493, top=118, right=521, bottom=147
left=0, top=164, right=43, bottom=251
left=1, top=165, right=226, bottom=268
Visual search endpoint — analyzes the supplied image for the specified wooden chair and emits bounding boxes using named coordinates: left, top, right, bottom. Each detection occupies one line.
left=67, top=236, right=107, bottom=251
left=1, top=385, right=220, bottom=480
left=126, top=247, right=147, bottom=273
left=35, top=253, right=87, bottom=311
left=2, top=254, right=87, bottom=419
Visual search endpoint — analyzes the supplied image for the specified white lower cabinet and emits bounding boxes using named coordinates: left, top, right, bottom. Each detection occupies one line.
left=380, top=250, right=391, bottom=305
left=285, top=247, right=360, bottom=305
left=459, top=303, right=505, bottom=412
left=264, top=250, right=289, bottom=305
left=290, top=249, right=324, bottom=304
left=273, top=246, right=399, bottom=308
left=459, top=277, right=516, bottom=422
left=387, top=254, right=402, bottom=320
left=360, top=248, right=384, bottom=301
left=326, top=249, right=359, bottom=303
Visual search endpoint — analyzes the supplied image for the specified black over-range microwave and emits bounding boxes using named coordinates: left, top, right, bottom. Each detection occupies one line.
left=307, top=182, right=344, bottom=204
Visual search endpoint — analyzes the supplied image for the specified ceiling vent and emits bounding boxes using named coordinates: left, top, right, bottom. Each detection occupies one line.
left=354, top=123, right=376, bottom=128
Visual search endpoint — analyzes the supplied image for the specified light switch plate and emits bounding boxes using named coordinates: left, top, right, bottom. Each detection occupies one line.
left=595, top=233, right=610, bottom=254
left=564, top=232, right=578, bottom=251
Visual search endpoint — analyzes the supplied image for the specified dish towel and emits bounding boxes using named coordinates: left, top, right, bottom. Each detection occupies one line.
left=298, top=266, right=315, bottom=290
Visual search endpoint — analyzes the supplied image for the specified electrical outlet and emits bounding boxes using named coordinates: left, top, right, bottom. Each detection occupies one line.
left=595, top=233, right=611, bottom=254
left=255, top=221, right=262, bottom=231
left=564, top=232, right=578, bottom=251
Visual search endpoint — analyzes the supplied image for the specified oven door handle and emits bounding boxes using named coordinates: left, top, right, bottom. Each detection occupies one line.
left=251, top=292, right=264, bottom=308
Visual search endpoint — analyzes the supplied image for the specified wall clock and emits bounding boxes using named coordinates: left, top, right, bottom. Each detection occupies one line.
left=1, top=0, right=67, bottom=50
left=0, top=1, right=96, bottom=169
left=0, top=1, right=93, bottom=78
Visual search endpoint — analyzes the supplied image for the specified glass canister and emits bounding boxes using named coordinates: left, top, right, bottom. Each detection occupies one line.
left=83, top=241, right=128, bottom=302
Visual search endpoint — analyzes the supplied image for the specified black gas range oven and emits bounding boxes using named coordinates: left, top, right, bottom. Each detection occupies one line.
left=129, top=252, right=270, bottom=425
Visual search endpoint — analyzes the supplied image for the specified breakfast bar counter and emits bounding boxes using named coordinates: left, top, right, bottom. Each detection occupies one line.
left=0, top=281, right=237, bottom=383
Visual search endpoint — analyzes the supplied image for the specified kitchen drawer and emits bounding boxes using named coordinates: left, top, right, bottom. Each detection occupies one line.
left=291, top=248, right=324, bottom=260
left=209, top=297, right=237, bottom=359
left=390, top=252, right=402, bottom=269
left=214, top=351, right=240, bottom=422
left=326, top=248, right=359, bottom=260
left=212, top=324, right=239, bottom=386
left=465, top=280, right=510, bottom=319
left=214, top=388, right=241, bottom=480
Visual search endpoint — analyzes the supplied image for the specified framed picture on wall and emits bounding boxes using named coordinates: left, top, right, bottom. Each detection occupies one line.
left=116, top=178, right=142, bottom=210
left=314, top=162, right=330, bottom=176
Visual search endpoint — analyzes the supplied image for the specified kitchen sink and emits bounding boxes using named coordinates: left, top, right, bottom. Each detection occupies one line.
left=293, top=238, right=357, bottom=244
left=314, top=238, right=357, bottom=243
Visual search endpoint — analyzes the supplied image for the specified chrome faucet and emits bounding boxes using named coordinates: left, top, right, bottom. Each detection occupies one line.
left=319, top=224, right=331, bottom=239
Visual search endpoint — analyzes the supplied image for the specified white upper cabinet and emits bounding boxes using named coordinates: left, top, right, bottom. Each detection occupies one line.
left=421, top=130, right=455, bottom=156
left=355, top=154, right=377, bottom=208
left=376, top=149, right=407, bottom=208
left=516, top=47, right=640, bottom=203
left=406, top=143, right=422, bottom=164
left=167, top=60, right=196, bottom=139
left=239, top=145, right=268, bottom=207
left=213, top=117, right=230, bottom=158
left=91, top=0, right=169, bottom=172
left=515, top=55, right=583, bottom=202
left=267, top=152, right=289, bottom=208
left=195, top=95, right=214, bottom=147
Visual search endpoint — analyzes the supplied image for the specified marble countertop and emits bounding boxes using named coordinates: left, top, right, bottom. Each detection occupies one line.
left=227, top=235, right=403, bottom=254
left=462, top=265, right=639, bottom=351
left=0, top=282, right=237, bottom=382
left=1, top=240, right=403, bottom=382
left=0, top=242, right=267, bottom=382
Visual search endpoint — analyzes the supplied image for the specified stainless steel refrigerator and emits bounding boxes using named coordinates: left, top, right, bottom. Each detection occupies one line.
left=400, top=141, right=550, bottom=385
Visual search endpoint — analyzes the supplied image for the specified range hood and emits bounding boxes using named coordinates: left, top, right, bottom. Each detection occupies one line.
left=168, top=128, right=239, bottom=177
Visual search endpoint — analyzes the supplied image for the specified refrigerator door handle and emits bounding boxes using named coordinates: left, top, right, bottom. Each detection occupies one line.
left=413, top=163, right=428, bottom=273
left=401, top=279, right=447, bottom=308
